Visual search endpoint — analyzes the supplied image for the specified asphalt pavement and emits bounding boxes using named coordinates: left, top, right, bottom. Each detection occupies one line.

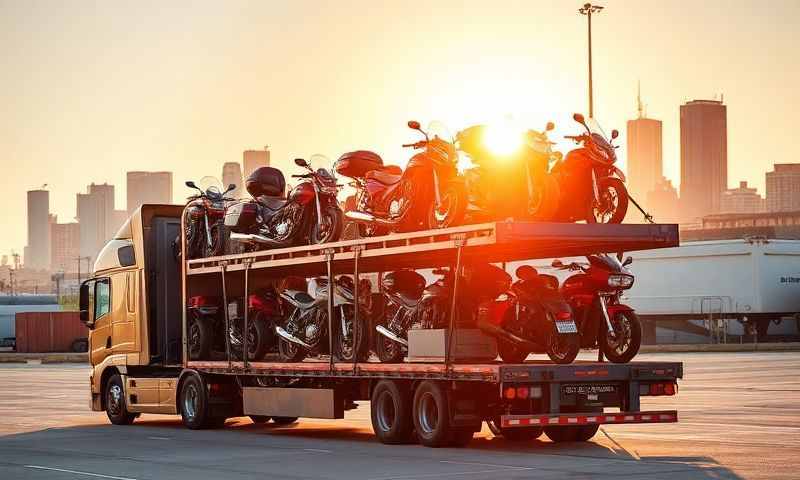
left=0, top=352, right=797, bottom=479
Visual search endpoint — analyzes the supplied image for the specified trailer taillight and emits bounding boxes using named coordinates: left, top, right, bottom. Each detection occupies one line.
left=504, top=385, right=543, bottom=400
left=640, top=382, right=677, bottom=396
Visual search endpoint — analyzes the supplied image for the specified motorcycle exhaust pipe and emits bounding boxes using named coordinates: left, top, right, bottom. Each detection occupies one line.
left=230, top=232, right=293, bottom=248
left=375, top=325, right=408, bottom=346
left=345, top=210, right=401, bottom=227
left=275, top=326, right=312, bottom=349
left=476, top=320, right=538, bottom=351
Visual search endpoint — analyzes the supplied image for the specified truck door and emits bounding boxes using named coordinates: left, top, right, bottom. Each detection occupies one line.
left=85, top=277, right=112, bottom=365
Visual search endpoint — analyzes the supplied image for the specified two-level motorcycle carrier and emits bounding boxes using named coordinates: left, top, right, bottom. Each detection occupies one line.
left=179, top=221, right=683, bottom=446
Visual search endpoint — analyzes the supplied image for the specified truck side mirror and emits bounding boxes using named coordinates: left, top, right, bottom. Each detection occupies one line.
left=79, top=280, right=95, bottom=329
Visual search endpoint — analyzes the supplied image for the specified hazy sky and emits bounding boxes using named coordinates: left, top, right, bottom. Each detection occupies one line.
left=1, top=0, right=798, bottom=259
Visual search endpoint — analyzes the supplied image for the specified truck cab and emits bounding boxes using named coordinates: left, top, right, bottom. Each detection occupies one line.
left=80, top=205, right=183, bottom=415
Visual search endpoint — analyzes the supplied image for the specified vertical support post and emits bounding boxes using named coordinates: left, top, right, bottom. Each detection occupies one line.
left=220, top=261, right=232, bottom=370
left=243, top=259, right=251, bottom=371
left=325, top=249, right=335, bottom=372
left=352, top=246, right=363, bottom=374
left=180, top=204, right=190, bottom=367
left=445, top=234, right=467, bottom=371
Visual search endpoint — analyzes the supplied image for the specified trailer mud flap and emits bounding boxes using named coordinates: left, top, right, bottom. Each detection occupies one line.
left=243, top=387, right=344, bottom=419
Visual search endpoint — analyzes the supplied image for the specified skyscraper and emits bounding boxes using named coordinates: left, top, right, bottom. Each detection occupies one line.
left=50, top=221, right=80, bottom=273
left=222, top=162, right=244, bottom=199
left=646, top=176, right=680, bottom=224
left=766, top=164, right=800, bottom=212
left=26, top=189, right=51, bottom=270
left=626, top=86, right=663, bottom=203
left=243, top=147, right=270, bottom=179
left=680, top=99, right=728, bottom=220
left=75, top=183, right=118, bottom=263
left=127, top=171, right=173, bottom=214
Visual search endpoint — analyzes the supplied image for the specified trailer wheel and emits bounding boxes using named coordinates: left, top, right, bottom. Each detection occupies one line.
left=272, top=416, right=299, bottom=426
left=371, top=380, right=415, bottom=444
left=179, top=374, right=225, bottom=429
left=413, top=381, right=471, bottom=447
left=249, top=415, right=271, bottom=424
left=105, top=374, right=136, bottom=425
left=544, top=424, right=599, bottom=443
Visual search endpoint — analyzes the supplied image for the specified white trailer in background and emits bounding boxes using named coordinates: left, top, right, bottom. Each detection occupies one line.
left=625, top=238, right=800, bottom=341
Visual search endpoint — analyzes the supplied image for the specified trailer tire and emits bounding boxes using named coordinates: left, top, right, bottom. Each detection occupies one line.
left=179, top=374, right=225, bottom=430
left=413, top=381, right=468, bottom=447
left=544, top=424, right=599, bottom=443
left=105, top=374, right=136, bottom=425
left=371, top=380, right=415, bottom=444
left=272, top=416, right=299, bottom=426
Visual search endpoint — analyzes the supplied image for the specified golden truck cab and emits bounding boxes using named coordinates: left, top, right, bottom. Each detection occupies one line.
left=80, top=205, right=184, bottom=414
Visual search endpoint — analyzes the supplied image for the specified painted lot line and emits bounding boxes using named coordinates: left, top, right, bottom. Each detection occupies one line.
left=25, top=465, right=138, bottom=480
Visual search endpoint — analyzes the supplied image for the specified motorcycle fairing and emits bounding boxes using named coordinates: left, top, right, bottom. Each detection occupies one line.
left=280, top=290, right=320, bottom=309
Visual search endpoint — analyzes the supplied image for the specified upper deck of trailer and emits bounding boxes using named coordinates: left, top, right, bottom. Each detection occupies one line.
left=186, top=221, right=679, bottom=278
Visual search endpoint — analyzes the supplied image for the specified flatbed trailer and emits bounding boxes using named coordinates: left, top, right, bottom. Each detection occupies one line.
left=84, top=207, right=683, bottom=447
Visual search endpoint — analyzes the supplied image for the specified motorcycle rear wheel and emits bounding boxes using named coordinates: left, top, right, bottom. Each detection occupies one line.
left=529, top=177, right=560, bottom=222
left=375, top=332, right=404, bottom=363
left=600, top=310, right=642, bottom=363
left=546, top=330, right=580, bottom=364
left=188, top=314, right=214, bottom=360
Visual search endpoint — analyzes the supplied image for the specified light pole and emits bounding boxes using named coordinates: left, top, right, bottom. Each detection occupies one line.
left=579, top=3, right=603, bottom=118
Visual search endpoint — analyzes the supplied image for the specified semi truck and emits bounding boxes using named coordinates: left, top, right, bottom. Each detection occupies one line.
left=80, top=205, right=682, bottom=447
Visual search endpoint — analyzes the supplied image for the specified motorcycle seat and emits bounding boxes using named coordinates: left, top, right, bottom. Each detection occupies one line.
left=390, top=291, right=421, bottom=309
left=283, top=289, right=317, bottom=309
left=257, top=196, right=287, bottom=212
left=366, top=165, right=403, bottom=185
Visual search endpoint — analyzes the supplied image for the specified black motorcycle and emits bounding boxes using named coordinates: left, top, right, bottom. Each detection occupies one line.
left=225, top=155, right=343, bottom=250
left=276, top=276, right=370, bottom=362
left=179, top=177, right=236, bottom=260
left=374, top=269, right=451, bottom=363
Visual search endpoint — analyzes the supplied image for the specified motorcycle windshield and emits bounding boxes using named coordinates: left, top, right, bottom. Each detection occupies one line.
left=586, top=118, right=616, bottom=162
left=428, top=120, right=454, bottom=144
left=587, top=254, right=623, bottom=272
left=197, top=176, right=224, bottom=198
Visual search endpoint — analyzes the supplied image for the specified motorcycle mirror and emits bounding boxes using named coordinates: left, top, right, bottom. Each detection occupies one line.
left=573, top=113, right=586, bottom=126
left=623, top=256, right=633, bottom=267
left=408, top=120, right=421, bottom=130
left=515, top=265, right=538, bottom=281
left=294, top=158, right=309, bottom=168
left=225, top=184, right=236, bottom=194
left=545, top=121, right=555, bottom=132
left=551, top=259, right=564, bottom=269
left=185, top=181, right=197, bottom=189
left=611, top=129, right=619, bottom=140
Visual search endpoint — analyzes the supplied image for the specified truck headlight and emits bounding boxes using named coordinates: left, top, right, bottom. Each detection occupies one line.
left=608, top=274, right=634, bottom=289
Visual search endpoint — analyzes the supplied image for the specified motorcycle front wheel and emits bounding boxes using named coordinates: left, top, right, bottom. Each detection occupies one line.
left=587, top=177, right=629, bottom=224
left=310, top=205, right=343, bottom=245
left=529, top=176, right=560, bottom=222
left=188, top=313, right=213, bottom=360
left=333, top=305, right=369, bottom=362
left=600, top=310, right=642, bottom=363
left=204, top=223, right=230, bottom=258
left=427, top=181, right=466, bottom=229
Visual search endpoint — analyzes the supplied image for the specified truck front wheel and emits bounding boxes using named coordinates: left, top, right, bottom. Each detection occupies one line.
left=371, top=380, right=415, bottom=444
left=544, top=424, right=599, bottom=443
left=105, top=374, right=137, bottom=425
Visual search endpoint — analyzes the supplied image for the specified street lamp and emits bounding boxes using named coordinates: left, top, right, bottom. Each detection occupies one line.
left=578, top=3, right=603, bottom=118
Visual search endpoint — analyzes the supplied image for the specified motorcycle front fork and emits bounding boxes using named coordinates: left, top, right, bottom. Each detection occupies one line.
left=203, top=213, right=213, bottom=246
left=432, top=169, right=442, bottom=207
left=597, top=295, right=616, bottom=335
left=591, top=169, right=601, bottom=205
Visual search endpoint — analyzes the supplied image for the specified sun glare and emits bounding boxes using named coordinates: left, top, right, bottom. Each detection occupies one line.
left=483, top=124, right=525, bottom=156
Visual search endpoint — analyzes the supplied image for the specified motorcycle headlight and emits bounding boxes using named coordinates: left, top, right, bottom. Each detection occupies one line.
left=608, top=274, right=634, bottom=289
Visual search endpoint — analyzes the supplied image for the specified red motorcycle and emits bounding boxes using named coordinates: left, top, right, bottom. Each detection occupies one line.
left=335, top=120, right=465, bottom=236
left=550, top=113, right=629, bottom=223
left=186, top=287, right=282, bottom=361
left=553, top=254, right=641, bottom=363
left=473, top=264, right=580, bottom=364
left=181, top=177, right=236, bottom=259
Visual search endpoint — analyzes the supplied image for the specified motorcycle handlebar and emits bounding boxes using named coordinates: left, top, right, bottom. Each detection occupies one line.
left=564, top=134, right=584, bottom=142
left=402, top=141, right=426, bottom=149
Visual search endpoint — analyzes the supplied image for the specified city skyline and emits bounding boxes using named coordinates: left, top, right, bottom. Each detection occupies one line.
left=2, top=0, right=799, bottom=257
